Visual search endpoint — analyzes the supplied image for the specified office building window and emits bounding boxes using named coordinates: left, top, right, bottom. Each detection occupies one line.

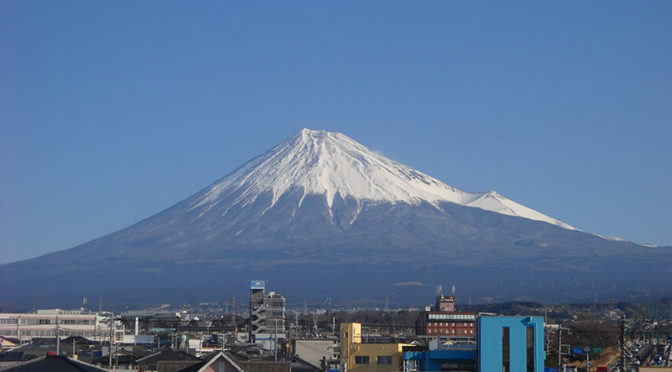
left=355, top=356, right=369, bottom=365
left=377, top=356, right=393, bottom=365
left=502, top=327, right=510, bottom=372
left=526, top=326, right=535, bottom=372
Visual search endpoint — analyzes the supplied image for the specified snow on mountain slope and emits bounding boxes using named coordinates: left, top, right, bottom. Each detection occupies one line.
left=190, top=129, right=575, bottom=230
left=464, top=191, right=575, bottom=230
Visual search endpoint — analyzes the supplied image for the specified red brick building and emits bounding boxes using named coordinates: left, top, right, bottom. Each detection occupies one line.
left=415, top=294, right=476, bottom=339
left=416, top=311, right=477, bottom=338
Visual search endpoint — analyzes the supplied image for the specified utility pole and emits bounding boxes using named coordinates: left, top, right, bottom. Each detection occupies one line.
left=313, top=312, right=318, bottom=337
left=295, top=312, right=299, bottom=335
left=56, top=316, right=60, bottom=355
left=108, top=319, right=113, bottom=369
left=544, top=311, right=549, bottom=362
left=231, top=297, right=236, bottom=330
left=16, top=316, right=20, bottom=344
left=620, top=316, right=626, bottom=371
left=556, top=328, right=561, bottom=371
left=586, top=350, right=590, bottom=372
left=274, top=319, right=278, bottom=362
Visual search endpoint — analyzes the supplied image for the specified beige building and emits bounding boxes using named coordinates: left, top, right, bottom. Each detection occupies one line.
left=0, top=309, right=122, bottom=342
left=340, top=322, right=411, bottom=372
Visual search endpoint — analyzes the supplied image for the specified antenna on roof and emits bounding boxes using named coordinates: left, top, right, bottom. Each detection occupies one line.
left=452, top=285, right=456, bottom=295
left=436, top=285, right=442, bottom=296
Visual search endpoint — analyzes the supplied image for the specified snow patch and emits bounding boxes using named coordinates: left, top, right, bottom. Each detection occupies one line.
left=189, top=129, right=575, bottom=230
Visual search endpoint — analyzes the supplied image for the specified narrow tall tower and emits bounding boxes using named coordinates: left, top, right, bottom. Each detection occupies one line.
left=249, top=280, right=286, bottom=351
left=249, top=280, right=266, bottom=343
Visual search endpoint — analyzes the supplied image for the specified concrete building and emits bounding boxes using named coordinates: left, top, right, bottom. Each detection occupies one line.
left=0, top=309, right=122, bottom=342
left=416, top=312, right=477, bottom=338
left=249, top=280, right=286, bottom=351
left=340, top=322, right=412, bottom=372
left=293, top=338, right=339, bottom=370
left=403, top=344, right=477, bottom=372
left=403, top=316, right=545, bottom=372
left=477, top=316, right=544, bottom=372
left=416, top=294, right=477, bottom=339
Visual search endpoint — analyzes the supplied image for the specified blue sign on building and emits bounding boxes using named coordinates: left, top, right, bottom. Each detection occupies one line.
left=250, top=280, right=265, bottom=289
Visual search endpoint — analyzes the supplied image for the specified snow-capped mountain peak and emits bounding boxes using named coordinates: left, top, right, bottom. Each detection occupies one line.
left=191, top=128, right=575, bottom=230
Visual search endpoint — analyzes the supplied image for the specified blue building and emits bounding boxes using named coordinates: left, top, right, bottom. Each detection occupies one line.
left=403, top=346, right=477, bottom=371
left=402, top=316, right=544, bottom=372
left=478, top=316, right=544, bottom=372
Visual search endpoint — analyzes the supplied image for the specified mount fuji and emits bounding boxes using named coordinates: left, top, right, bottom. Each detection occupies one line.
left=190, top=129, right=574, bottom=230
left=1, top=129, right=670, bottom=310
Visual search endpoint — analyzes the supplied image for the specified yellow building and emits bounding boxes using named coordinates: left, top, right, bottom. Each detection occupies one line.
left=340, top=322, right=411, bottom=372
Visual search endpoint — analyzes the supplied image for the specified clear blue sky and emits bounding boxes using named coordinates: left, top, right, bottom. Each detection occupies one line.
left=1, top=1, right=670, bottom=264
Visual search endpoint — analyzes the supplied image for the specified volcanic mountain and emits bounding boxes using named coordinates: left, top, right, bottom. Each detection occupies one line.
left=1, top=129, right=670, bottom=310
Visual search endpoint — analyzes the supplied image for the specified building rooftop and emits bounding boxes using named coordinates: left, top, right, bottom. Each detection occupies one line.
left=1, top=354, right=109, bottom=372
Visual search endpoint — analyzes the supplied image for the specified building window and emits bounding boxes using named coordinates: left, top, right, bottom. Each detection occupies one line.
left=377, top=356, right=393, bottom=365
left=502, top=327, right=510, bottom=372
left=355, top=356, right=369, bottom=365
left=526, top=326, right=535, bottom=372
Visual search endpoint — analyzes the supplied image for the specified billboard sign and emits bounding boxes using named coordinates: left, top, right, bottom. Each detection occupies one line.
left=250, top=280, right=265, bottom=289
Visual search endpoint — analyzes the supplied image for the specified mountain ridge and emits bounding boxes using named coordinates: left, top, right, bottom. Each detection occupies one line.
left=188, top=128, right=574, bottom=230
left=1, top=128, right=670, bottom=310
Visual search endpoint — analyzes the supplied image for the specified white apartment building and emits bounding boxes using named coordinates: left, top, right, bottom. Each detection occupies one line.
left=0, top=309, right=123, bottom=342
